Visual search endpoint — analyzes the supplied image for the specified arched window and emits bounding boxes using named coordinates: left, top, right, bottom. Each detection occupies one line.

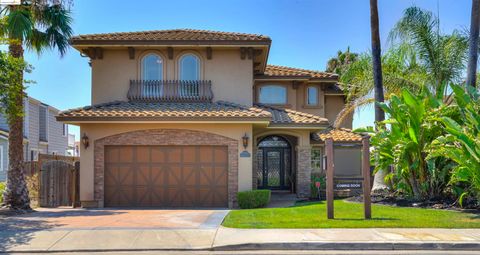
left=307, top=86, right=318, bottom=105
left=259, top=85, right=287, bottom=104
left=142, top=54, right=163, bottom=80
left=179, top=54, right=200, bottom=80
left=258, top=136, right=290, bottom=148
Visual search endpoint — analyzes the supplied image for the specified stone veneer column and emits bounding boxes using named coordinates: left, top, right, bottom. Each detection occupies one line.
left=296, top=145, right=312, bottom=198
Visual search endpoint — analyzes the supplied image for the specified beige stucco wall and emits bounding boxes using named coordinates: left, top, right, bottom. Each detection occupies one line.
left=79, top=123, right=253, bottom=202
left=254, top=81, right=352, bottom=128
left=91, top=48, right=253, bottom=106
left=325, top=95, right=353, bottom=128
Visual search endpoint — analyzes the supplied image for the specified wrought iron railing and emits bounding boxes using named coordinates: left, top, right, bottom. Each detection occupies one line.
left=127, top=80, right=213, bottom=102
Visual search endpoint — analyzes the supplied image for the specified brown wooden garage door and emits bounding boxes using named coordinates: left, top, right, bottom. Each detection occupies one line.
left=104, top=145, right=228, bottom=208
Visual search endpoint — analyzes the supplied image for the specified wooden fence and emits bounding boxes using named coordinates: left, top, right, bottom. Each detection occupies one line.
left=23, top=154, right=80, bottom=208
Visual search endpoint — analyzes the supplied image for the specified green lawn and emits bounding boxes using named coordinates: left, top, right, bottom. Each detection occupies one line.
left=222, top=200, right=480, bottom=228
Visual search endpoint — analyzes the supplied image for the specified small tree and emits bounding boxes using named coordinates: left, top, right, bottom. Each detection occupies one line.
left=0, top=1, right=73, bottom=209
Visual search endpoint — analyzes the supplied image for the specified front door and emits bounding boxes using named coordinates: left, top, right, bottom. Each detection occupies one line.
left=257, top=136, right=291, bottom=190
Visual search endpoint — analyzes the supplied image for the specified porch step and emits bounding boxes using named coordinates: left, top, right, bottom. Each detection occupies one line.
left=270, top=192, right=297, bottom=202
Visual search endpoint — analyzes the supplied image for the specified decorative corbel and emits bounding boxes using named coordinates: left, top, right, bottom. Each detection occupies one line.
left=292, top=80, right=301, bottom=90
left=206, top=47, right=212, bottom=60
left=240, top=47, right=247, bottom=60
left=128, top=47, right=135, bottom=60
left=167, top=47, right=174, bottom=59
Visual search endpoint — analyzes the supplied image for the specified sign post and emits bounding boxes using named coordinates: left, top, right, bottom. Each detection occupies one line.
left=325, top=138, right=334, bottom=219
left=362, top=136, right=372, bottom=219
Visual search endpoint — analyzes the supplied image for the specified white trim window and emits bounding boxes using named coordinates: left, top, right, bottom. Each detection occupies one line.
left=179, top=54, right=200, bottom=80
left=259, top=85, right=287, bottom=104
left=31, top=149, right=39, bottom=161
left=62, top=124, right=68, bottom=137
left=0, top=145, right=4, bottom=172
left=307, top=86, right=319, bottom=106
left=39, top=105, right=48, bottom=142
left=311, top=147, right=323, bottom=174
left=142, top=54, right=163, bottom=81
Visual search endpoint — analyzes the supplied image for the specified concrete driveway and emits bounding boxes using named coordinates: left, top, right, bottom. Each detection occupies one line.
left=0, top=207, right=229, bottom=252
left=0, top=207, right=229, bottom=230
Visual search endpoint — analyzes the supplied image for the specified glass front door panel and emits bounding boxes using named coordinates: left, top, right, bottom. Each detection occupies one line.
left=266, top=150, right=281, bottom=187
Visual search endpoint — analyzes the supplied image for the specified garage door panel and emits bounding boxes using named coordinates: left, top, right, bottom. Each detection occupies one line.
left=105, top=145, right=228, bottom=208
left=118, top=147, right=134, bottom=163
left=136, top=146, right=151, bottom=162
left=214, top=147, right=228, bottom=163
left=168, top=148, right=182, bottom=163
left=199, top=148, right=213, bottom=163
left=151, top=148, right=166, bottom=163
left=182, top=147, right=196, bottom=163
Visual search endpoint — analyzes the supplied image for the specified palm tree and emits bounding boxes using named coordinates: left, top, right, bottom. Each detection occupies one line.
left=0, top=1, right=73, bottom=210
left=466, top=0, right=480, bottom=88
left=338, top=7, right=469, bottom=125
left=389, top=7, right=468, bottom=96
left=369, top=0, right=388, bottom=194
left=326, top=47, right=358, bottom=76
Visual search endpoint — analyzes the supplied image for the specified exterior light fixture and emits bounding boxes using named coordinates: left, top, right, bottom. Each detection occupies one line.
left=242, top=133, right=249, bottom=150
left=82, top=133, right=89, bottom=149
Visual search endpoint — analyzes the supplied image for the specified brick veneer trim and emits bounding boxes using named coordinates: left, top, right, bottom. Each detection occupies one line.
left=93, top=129, right=238, bottom=208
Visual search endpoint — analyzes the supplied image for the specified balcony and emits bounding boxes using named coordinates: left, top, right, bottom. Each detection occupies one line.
left=127, top=80, right=213, bottom=102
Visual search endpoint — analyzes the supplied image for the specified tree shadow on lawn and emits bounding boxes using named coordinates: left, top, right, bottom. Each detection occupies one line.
left=0, top=208, right=125, bottom=252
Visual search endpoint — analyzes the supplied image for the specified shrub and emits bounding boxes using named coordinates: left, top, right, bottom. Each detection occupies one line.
left=0, top=182, right=5, bottom=204
left=237, top=190, right=271, bottom=209
left=310, top=174, right=326, bottom=199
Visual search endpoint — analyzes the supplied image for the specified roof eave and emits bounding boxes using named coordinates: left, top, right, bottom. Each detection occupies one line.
left=56, top=116, right=272, bottom=123
left=267, top=123, right=329, bottom=129
left=70, top=39, right=271, bottom=48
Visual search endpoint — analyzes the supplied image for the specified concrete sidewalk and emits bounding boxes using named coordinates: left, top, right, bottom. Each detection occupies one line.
left=1, top=227, right=480, bottom=253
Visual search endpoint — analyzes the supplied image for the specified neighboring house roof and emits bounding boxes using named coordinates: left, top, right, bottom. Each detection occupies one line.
left=311, top=128, right=363, bottom=143
left=256, top=65, right=338, bottom=80
left=70, top=29, right=271, bottom=46
left=254, top=103, right=329, bottom=127
left=57, top=101, right=272, bottom=122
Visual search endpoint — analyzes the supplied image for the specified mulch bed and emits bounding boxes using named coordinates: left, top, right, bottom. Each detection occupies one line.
left=345, top=194, right=480, bottom=214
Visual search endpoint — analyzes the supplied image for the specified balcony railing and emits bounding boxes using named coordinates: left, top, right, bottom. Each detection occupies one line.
left=127, top=80, right=214, bottom=102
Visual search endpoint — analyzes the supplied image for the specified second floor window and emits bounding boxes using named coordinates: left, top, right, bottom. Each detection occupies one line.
left=179, top=54, right=200, bottom=80
left=307, top=86, right=318, bottom=105
left=259, top=85, right=287, bottom=104
left=142, top=54, right=163, bottom=80
left=39, top=105, right=48, bottom=142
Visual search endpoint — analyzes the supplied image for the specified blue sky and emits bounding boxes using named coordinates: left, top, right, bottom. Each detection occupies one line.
left=22, top=0, right=472, bottom=140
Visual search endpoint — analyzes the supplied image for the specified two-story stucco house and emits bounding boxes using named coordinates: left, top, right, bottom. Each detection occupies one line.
left=0, top=97, right=69, bottom=181
left=57, top=29, right=364, bottom=208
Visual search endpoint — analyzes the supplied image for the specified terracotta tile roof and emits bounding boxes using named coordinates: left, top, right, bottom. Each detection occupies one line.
left=311, top=128, right=363, bottom=143
left=258, top=65, right=338, bottom=79
left=57, top=100, right=330, bottom=127
left=57, top=101, right=272, bottom=121
left=255, top=103, right=329, bottom=126
left=71, top=29, right=271, bottom=45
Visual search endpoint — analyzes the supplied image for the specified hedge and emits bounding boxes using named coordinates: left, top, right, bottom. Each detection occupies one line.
left=237, top=190, right=271, bottom=209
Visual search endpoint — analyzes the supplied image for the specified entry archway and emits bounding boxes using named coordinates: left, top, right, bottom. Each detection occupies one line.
left=256, top=135, right=292, bottom=190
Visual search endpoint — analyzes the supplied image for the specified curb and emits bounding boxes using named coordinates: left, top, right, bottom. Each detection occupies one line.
left=212, top=242, right=480, bottom=251
left=2, top=242, right=480, bottom=253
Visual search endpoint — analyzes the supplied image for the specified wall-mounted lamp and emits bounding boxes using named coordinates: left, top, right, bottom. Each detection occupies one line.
left=82, top=133, right=89, bottom=149
left=242, top=133, right=249, bottom=150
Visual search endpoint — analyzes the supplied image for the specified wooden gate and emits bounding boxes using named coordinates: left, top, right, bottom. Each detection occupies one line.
left=24, top=154, right=80, bottom=208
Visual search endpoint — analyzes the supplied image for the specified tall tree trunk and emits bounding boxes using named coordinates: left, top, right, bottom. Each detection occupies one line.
left=369, top=0, right=388, bottom=195
left=2, top=42, right=31, bottom=210
left=466, top=0, right=480, bottom=88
